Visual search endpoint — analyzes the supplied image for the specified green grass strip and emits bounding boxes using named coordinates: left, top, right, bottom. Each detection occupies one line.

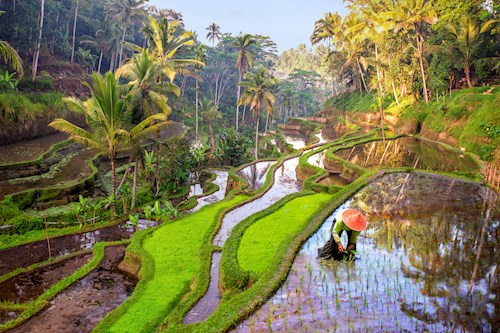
left=95, top=195, right=249, bottom=333
left=238, top=192, right=334, bottom=274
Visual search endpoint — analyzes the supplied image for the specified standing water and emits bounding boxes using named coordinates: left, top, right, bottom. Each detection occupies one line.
left=185, top=156, right=304, bottom=323
left=234, top=173, right=499, bottom=333
left=237, top=161, right=273, bottom=191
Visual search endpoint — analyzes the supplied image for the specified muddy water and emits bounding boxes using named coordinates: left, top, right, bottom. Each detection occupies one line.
left=237, top=161, right=273, bottom=190
left=335, top=137, right=479, bottom=173
left=189, top=171, right=229, bottom=213
left=315, top=130, right=327, bottom=144
left=234, top=173, right=499, bottom=333
left=307, top=151, right=326, bottom=169
left=0, top=223, right=137, bottom=276
left=0, top=147, right=95, bottom=200
left=0, top=310, right=21, bottom=325
left=0, top=133, right=68, bottom=165
left=185, top=155, right=304, bottom=323
left=10, top=246, right=137, bottom=333
left=0, top=253, right=92, bottom=303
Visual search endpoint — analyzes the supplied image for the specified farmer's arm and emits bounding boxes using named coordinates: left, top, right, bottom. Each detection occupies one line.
left=331, top=219, right=343, bottom=244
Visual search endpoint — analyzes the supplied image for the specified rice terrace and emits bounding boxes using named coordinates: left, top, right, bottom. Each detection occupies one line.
left=0, top=0, right=498, bottom=332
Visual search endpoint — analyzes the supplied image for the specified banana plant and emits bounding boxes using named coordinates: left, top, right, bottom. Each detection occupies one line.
left=143, top=204, right=153, bottom=226
left=129, top=213, right=140, bottom=231
left=78, top=195, right=91, bottom=228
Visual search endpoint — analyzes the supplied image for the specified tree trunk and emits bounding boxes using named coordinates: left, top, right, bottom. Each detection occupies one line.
left=70, top=0, right=79, bottom=63
left=356, top=58, right=368, bottom=92
left=242, top=104, right=247, bottom=124
left=465, top=60, right=473, bottom=88
left=417, top=34, right=429, bottom=103
left=374, top=45, right=384, bottom=95
left=110, top=156, right=116, bottom=218
left=131, top=161, right=138, bottom=209
left=109, top=52, right=115, bottom=72
left=97, top=51, right=103, bottom=73
left=32, top=0, right=45, bottom=82
left=209, top=121, right=215, bottom=153
left=392, top=80, right=399, bottom=105
left=195, top=78, right=199, bottom=144
left=265, top=111, right=269, bottom=134
left=118, top=28, right=126, bottom=67
left=236, top=70, right=243, bottom=130
left=254, top=112, right=260, bottom=160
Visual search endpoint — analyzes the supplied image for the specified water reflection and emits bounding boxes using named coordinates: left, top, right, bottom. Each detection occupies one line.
left=237, top=162, right=273, bottom=190
left=234, top=173, right=499, bottom=333
left=283, top=130, right=307, bottom=150
left=189, top=171, right=229, bottom=213
left=335, top=137, right=479, bottom=173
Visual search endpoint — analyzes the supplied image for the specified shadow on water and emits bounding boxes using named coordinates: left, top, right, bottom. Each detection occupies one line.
left=10, top=246, right=137, bottom=333
left=234, top=173, right=499, bottom=333
left=335, top=137, right=479, bottom=173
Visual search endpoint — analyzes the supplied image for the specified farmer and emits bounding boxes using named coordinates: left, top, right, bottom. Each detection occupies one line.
left=317, top=208, right=367, bottom=260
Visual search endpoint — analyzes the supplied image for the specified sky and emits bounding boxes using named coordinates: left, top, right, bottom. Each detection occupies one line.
left=148, top=0, right=347, bottom=54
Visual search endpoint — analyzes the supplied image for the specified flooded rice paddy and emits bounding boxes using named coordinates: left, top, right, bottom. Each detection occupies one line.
left=237, top=161, right=273, bottom=191
left=283, top=131, right=307, bottom=150
left=335, top=137, right=479, bottom=173
left=186, top=155, right=305, bottom=323
left=188, top=170, right=229, bottom=213
left=0, top=133, right=68, bottom=165
left=10, top=246, right=136, bottom=333
left=234, top=172, right=499, bottom=333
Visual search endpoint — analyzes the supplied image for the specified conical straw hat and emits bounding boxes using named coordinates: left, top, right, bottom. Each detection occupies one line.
left=341, top=209, right=367, bottom=231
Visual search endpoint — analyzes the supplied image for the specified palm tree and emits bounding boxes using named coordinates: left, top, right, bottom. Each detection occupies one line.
left=49, top=72, right=169, bottom=216
left=233, top=34, right=257, bottom=131
left=142, top=16, right=199, bottom=82
left=0, top=11, right=23, bottom=78
left=80, top=19, right=119, bottom=73
left=238, top=67, right=276, bottom=159
left=70, top=0, right=88, bottom=63
left=116, top=48, right=179, bottom=118
left=386, top=0, right=438, bottom=103
left=105, top=0, right=148, bottom=67
left=200, top=98, right=222, bottom=153
left=446, top=16, right=498, bottom=88
left=206, top=23, right=222, bottom=47
left=311, top=12, right=341, bottom=48
left=193, top=44, right=207, bottom=144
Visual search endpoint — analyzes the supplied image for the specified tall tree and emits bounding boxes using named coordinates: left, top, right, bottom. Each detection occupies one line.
left=233, top=33, right=256, bottom=130
left=80, top=19, right=120, bottom=73
left=193, top=44, right=207, bottom=144
left=49, top=72, right=169, bottom=215
left=32, top=0, right=45, bottom=82
left=116, top=48, right=178, bottom=117
left=200, top=98, right=222, bottom=154
left=142, top=16, right=199, bottom=81
left=446, top=15, right=498, bottom=88
left=206, top=23, right=222, bottom=47
left=238, top=66, right=276, bottom=159
left=105, top=0, right=148, bottom=68
left=386, top=0, right=438, bottom=103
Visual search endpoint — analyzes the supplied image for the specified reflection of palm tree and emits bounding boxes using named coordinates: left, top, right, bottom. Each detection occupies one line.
left=49, top=72, right=169, bottom=215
